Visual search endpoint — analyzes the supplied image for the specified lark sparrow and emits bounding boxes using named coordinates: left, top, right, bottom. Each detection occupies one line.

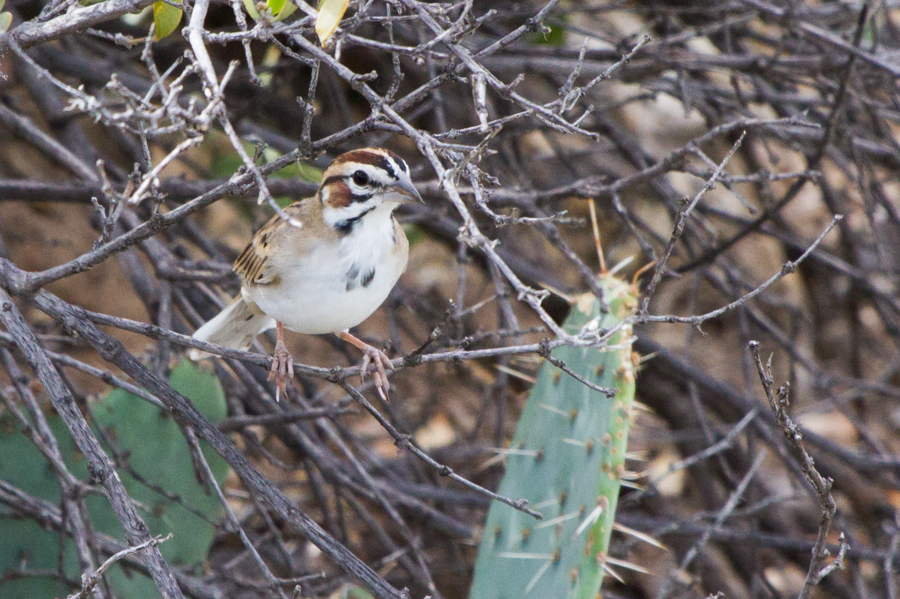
left=190, top=148, right=421, bottom=400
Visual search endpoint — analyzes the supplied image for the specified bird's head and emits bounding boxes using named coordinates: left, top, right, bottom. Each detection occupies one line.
left=319, top=148, right=421, bottom=233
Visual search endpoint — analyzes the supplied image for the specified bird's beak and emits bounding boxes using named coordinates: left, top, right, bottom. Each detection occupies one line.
left=390, top=179, right=424, bottom=204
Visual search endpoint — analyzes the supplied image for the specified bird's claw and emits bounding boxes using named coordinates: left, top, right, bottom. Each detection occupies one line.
left=359, top=345, right=394, bottom=401
left=267, top=340, right=294, bottom=401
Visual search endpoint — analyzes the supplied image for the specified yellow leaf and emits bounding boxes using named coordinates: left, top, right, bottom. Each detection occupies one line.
left=258, top=44, right=281, bottom=87
left=152, top=0, right=183, bottom=40
left=0, top=12, right=11, bottom=33
left=315, top=0, right=349, bottom=46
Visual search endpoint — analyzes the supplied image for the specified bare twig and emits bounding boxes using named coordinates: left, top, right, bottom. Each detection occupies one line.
left=750, top=341, right=848, bottom=598
left=68, top=534, right=174, bottom=599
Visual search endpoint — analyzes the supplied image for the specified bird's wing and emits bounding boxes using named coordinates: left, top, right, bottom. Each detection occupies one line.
left=233, top=201, right=306, bottom=286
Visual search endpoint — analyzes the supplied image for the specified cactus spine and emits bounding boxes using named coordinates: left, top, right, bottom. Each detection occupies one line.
left=470, top=273, right=638, bottom=599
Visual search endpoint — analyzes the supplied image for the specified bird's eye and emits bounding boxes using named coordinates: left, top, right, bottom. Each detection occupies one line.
left=351, top=170, right=370, bottom=186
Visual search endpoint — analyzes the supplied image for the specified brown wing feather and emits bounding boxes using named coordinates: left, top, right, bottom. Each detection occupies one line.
left=233, top=202, right=305, bottom=285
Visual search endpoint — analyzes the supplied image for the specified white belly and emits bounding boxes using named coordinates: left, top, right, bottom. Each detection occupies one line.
left=246, top=213, right=406, bottom=335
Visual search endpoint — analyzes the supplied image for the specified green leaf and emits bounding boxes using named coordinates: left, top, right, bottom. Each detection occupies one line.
left=315, top=0, right=349, bottom=45
left=242, top=0, right=261, bottom=20
left=0, top=0, right=5, bottom=13
left=0, top=11, right=11, bottom=33
left=268, top=0, right=287, bottom=17
left=152, top=0, right=183, bottom=40
left=273, top=0, right=296, bottom=21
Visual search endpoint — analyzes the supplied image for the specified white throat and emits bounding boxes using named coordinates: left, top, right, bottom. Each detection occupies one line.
left=323, top=199, right=399, bottom=237
left=322, top=198, right=375, bottom=231
left=339, top=202, right=397, bottom=249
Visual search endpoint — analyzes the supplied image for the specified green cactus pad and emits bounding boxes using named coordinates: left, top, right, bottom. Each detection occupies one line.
left=0, top=360, right=229, bottom=597
left=470, top=275, right=638, bottom=599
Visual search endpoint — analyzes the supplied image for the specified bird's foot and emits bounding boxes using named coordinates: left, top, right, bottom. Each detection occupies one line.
left=359, top=345, right=394, bottom=401
left=267, top=340, right=294, bottom=402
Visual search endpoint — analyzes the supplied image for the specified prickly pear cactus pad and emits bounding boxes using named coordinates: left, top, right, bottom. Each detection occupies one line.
left=470, top=275, right=638, bottom=599
left=0, top=360, right=229, bottom=597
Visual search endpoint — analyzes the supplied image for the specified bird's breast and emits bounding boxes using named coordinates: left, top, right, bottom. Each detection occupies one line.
left=246, top=215, right=408, bottom=335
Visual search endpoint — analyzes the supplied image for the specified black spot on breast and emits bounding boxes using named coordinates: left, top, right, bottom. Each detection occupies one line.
left=345, top=264, right=360, bottom=292
left=361, top=268, right=376, bottom=288
left=335, top=221, right=353, bottom=236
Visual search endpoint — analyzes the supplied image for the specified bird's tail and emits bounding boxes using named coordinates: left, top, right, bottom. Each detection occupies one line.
left=189, top=296, right=275, bottom=360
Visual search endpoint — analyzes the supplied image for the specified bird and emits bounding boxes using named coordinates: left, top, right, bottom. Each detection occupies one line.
left=189, top=147, right=421, bottom=401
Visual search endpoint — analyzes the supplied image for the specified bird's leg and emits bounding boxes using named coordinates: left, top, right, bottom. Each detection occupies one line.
left=267, top=321, right=294, bottom=402
left=337, top=331, right=394, bottom=401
